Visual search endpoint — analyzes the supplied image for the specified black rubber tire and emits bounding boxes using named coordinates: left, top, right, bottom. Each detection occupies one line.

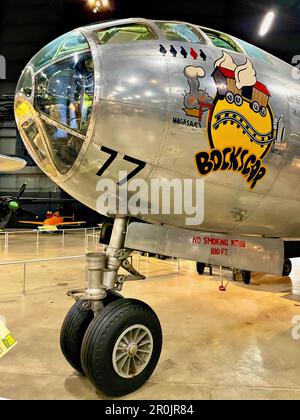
left=60, top=291, right=123, bottom=374
left=242, top=270, right=251, bottom=285
left=81, top=299, right=163, bottom=397
left=103, top=291, right=123, bottom=306
left=282, top=259, right=292, bottom=277
left=196, top=262, right=206, bottom=275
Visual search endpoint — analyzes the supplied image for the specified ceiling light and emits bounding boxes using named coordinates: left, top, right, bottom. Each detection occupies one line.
left=259, top=11, right=276, bottom=37
left=88, top=0, right=111, bottom=13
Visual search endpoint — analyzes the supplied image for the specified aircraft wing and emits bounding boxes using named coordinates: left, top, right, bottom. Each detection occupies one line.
left=0, top=155, right=26, bottom=172
left=18, top=221, right=45, bottom=226
left=57, top=222, right=86, bottom=226
left=20, top=198, right=78, bottom=204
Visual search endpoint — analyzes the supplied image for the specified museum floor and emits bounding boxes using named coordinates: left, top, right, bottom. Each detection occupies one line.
left=1, top=231, right=300, bottom=400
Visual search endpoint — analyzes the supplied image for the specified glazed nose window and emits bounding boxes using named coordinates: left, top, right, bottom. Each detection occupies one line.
left=35, top=52, right=94, bottom=135
left=30, top=31, right=90, bottom=71
left=16, top=68, right=33, bottom=98
left=15, top=30, right=94, bottom=176
left=42, top=121, right=85, bottom=174
left=33, top=51, right=94, bottom=174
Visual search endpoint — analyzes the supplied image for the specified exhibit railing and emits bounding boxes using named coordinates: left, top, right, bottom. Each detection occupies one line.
left=0, top=227, right=101, bottom=252
left=0, top=252, right=182, bottom=299
left=0, top=255, right=85, bottom=296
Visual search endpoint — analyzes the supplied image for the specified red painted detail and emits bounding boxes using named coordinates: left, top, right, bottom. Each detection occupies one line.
left=217, top=66, right=235, bottom=79
left=254, top=81, right=271, bottom=97
left=198, top=100, right=215, bottom=122
left=216, top=66, right=270, bottom=96
left=190, top=48, right=198, bottom=60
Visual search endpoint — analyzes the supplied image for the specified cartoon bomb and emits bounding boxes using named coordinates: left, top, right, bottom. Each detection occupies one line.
left=209, top=51, right=275, bottom=160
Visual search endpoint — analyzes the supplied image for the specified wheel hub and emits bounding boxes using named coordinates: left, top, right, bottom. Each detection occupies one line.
left=128, top=343, right=138, bottom=357
left=112, top=324, right=154, bottom=379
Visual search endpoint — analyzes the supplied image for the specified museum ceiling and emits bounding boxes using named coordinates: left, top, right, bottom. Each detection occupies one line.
left=0, top=0, right=299, bottom=82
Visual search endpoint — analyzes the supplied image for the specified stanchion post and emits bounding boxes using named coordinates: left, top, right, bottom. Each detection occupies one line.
left=5, top=232, right=8, bottom=250
left=84, top=229, right=87, bottom=249
left=23, top=263, right=27, bottom=296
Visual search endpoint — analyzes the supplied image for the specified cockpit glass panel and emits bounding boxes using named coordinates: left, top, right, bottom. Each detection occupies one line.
left=15, top=96, right=46, bottom=165
left=30, top=31, right=89, bottom=71
left=156, top=22, right=206, bottom=44
left=95, top=24, right=157, bottom=44
left=16, top=68, right=33, bottom=98
left=200, top=28, right=243, bottom=53
left=232, top=37, right=273, bottom=64
left=21, top=118, right=47, bottom=162
left=42, top=121, right=84, bottom=174
left=22, top=118, right=39, bottom=142
left=35, top=52, right=94, bottom=135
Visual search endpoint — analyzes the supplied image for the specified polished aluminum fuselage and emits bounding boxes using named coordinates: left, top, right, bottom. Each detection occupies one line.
left=16, top=19, right=300, bottom=238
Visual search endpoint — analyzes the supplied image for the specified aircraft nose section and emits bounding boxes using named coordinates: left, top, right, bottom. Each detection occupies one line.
left=14, top=30, right=94, bottom=178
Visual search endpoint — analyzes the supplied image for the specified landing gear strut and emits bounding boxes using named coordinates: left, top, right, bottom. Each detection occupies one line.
left=60, top=217, right=163, bottom=397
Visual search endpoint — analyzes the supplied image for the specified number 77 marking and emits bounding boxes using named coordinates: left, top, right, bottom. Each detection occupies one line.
left=97, top=146, right=146, bottom=186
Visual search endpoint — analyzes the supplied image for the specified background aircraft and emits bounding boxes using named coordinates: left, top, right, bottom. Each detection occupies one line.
left=0, top=154, right=26, bottom=173
left=18, top=211, right=86, bottom=228
left=0, top=182, right=85, bottom=230
left=0, top=183, right=31, bottom=230
left=14, top=18, right=300, bottom=397
left=0, top=157, right=28, bottom=229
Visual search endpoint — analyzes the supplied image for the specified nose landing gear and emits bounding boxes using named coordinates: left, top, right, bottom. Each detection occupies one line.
left=60, top=291, right=123, bottom=374
left=60, top=217, right=163, bottom=397
left=81, top=299, right=162, bottom=397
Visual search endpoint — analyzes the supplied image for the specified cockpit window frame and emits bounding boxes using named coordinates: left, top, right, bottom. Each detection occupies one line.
left=231, top=36, right=274, bottom=65
left=40, top=117, right=86, bottom=175
left=93, top=23, right=159, bottom=46
left=30, top=31, right=91, bottom=72
left=16, top=29, right=99, bottom=181
left=199, top=27, right=243, bottom=54
left=34, top=51, right=95, bottom=137
left=196, top=25, right=275, bottom=66
left=154, top=21, right=207, bottom=45
left=34, top=48, right=91, bottom=77
left=16, top=66, right=35, bottom=103
left=31, top=50, right=95, bottom=175
left=39, top=113, right=86, bottom=141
